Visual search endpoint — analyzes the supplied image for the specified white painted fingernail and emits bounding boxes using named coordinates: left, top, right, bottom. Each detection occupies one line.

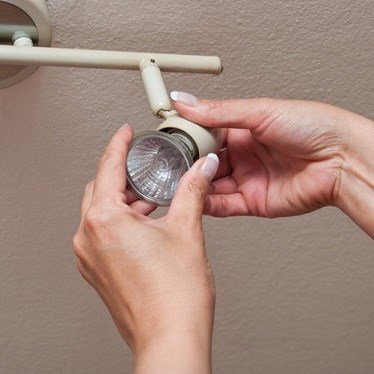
left=170, top=91, right=199, bottom=107
left=120, top=124, right=130, bottom=130
left=200, top=153, right=219, bottom=181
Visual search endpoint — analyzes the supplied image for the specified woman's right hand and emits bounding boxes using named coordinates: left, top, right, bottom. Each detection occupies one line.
left=171, top=93, right=374, bottom=237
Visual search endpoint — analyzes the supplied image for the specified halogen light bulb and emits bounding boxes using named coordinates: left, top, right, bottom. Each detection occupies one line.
left=126, top=131, right=195, bottom=206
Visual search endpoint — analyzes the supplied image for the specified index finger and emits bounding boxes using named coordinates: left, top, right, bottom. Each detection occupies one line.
left=92, top=125, right=133, bottom=204
left=171, top=95, right=283, bottom=133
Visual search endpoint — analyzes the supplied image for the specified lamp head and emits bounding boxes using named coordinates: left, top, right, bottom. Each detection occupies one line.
left=126, top=115, right=223, bottom=206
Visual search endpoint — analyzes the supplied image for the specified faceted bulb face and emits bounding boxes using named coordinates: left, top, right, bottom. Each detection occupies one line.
left=126, top=131, right=193, bottom=205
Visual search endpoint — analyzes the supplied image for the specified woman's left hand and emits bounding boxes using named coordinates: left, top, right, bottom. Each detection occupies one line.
left=72, top=125, right=219, bottom=373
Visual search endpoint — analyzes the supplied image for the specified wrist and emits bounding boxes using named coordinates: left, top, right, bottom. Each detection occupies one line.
left=134, top=324, right=213, bottom=374
left=335, top=113, right=374, bottom=237
left=127, top=301, right=214, bottom=373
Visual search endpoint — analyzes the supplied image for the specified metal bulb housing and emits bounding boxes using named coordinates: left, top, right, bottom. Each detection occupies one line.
left=126, top=131, right=195, bottom=206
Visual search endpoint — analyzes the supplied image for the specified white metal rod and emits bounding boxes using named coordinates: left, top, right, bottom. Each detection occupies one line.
left=0, top=25, right=39, bottom=42
left=0, top=45, right=222, bottom=74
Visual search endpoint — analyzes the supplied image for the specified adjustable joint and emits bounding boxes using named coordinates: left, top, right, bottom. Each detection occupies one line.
left=140, top=58, right=173, bottom=118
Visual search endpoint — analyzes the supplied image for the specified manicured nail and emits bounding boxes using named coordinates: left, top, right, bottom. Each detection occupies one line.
left=119, top=124, right=133, bottom=131
left=200, top=153, right=219, bottom=181
left=170, top=91, right=199, bottom=107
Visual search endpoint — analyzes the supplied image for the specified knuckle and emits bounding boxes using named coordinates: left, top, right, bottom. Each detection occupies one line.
left=186, top=179, right=206, bottom=197
left=72, top=233, right=86, bottom=260
left=203, top=99, right=228, bottom=127
left=208, top=99, right=224, bottom=113
left=85, top=180, right=94, bottom=192
left=223, top=196, right=231, bottom=216
left=72, top=233, right=80, bottom=251
left=84, top=208, right=113, bottom=233
left=218, top=195, right=229, bottom=217
left=254, top=97, right=281, bottom=122
left=256, top=97, right=276, bottom=108
left=98, top=150, right=115, bottom=169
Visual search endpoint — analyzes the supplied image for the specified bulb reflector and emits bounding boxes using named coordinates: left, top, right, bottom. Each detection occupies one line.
left=126, top=131, right=193, bottom=206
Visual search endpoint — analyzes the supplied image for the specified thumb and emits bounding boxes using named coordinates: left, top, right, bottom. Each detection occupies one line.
left=167, top=153, right=219, bottom=226
left=170, top=91, right=281, bottom=131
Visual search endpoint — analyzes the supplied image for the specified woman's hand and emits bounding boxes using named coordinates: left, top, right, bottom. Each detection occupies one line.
left=72, top=125, right=219, bottom=373
left=171, top=93, right=374, bottom=237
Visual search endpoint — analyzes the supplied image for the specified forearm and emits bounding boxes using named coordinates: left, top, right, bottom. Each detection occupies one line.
left=336, top=113, right=374, bottom=238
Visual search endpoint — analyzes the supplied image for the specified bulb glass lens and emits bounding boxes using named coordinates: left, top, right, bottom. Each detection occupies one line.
left=126, top=131, right=193, bottom=205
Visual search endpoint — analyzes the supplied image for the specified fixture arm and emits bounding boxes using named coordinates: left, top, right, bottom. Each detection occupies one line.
left=0, top=44, right=222, bottom=74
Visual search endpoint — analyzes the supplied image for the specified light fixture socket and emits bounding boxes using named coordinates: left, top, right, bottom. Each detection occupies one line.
left=157, top=114, right=223, bottom=159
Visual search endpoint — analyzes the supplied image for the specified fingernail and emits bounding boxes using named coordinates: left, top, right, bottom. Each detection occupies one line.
left=119, top=124, right=133, bottom=131
left=170, top=91, right=199, bottom=107
left=200, top=153, right=219, bottom=181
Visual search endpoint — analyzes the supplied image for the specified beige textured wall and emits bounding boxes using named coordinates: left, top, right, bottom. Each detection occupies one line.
left=0, top=0, right=373, bottom=373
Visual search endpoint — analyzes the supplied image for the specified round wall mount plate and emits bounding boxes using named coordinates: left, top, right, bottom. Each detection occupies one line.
left=0, top=0, right=52, bottom=89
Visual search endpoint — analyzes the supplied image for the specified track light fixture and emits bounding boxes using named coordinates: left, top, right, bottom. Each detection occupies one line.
left=0, top=0, right=223, bottom=205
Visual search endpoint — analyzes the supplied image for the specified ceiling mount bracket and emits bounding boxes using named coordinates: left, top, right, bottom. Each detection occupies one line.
left=0, top=0, right=51, bottom=88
